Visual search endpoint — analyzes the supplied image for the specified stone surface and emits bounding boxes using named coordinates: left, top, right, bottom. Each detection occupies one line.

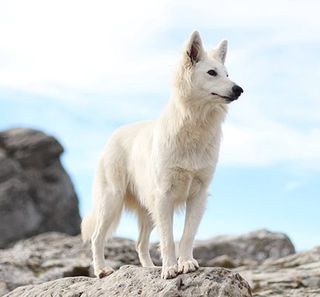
left=1, top=229, right=317, bottom=296
left=194, top=229, right=295, bottom=267
left=4, top=266, right=252, bottom=297
left=237, top=246, right=320, bottom=297
left=5, top=243, right=319, bottom=297
left=0, top=229, right=300, bottom=296
left=0, top=128, right=81, bottom=248
left=0, top=232, right=138, bottom=295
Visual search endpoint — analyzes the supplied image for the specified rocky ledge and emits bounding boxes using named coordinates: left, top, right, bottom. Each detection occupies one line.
left=0, top=231, right=319, bottom=296
left=238, top=246, right=320, bottom=296
left=3, top=266, right=252, bottom=297
left=0, top=230, right=294, bottom=295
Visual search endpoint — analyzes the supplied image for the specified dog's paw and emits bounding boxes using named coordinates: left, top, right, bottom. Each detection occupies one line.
left=161, top=264, right=179, bottom=279
left=95, top=267, right=114, bottom=278
left=178, top=258, right=199, bottom=274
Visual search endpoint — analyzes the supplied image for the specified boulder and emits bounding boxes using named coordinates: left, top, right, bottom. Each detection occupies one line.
left=0, top=230, right=318, bottom=296
left=0, top=229, right=298, bottom=295
left=0, top=128, right=81, bottom=248
left=237, top=246, right=320, bottom=296
left=3, top=266, right=252, bottom=297
left=193, top=229, right=295, bottom=267
left=0, top=232, right=139, bottom=295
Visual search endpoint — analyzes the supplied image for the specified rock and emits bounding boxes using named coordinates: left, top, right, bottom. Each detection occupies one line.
left=0, top=128, right=81, bottom=248
left=149, top=229, right=295, bottom=268
left=237, top=246, right=320, bottom=296
left=2, top=233, right=316, bottom=297
left=3, top=266, right=252, bottom=297
left=1, top=231, right=318, bottom=297
left=0, top=232, right=140, bottom=295
left=0, top=230, right=298, bottom=295
left=206, top=255, right=236, bottom=268
left=193, top=229, right=295, bottom=267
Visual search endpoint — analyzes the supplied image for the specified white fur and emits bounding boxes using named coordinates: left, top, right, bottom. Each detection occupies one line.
left=81, top=31, right=242, bottom=279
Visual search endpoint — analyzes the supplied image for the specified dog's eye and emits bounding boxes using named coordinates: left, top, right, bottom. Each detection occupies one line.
left=226, top=74, right=229, bottom=77
left=207, top=70, right=217, bottom=76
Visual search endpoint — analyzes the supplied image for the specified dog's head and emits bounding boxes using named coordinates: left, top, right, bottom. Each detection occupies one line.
left=176, top=31, right=243, bottom=105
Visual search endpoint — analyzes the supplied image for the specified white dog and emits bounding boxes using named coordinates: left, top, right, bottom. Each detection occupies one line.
left=81, top=31, right=243, bottom=279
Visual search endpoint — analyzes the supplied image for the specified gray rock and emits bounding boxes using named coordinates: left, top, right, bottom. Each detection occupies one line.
left=193, top=229, right=295, bottom=267
left=0, top=128, right=81, bottom=248
left=0, top=231, right=318, bottom=296
left=0, top=230, right=298, bottom=295
left=148, top=230, right=295, bottom=268
left=237, top=246, right=320, bottom=296
left=0, top=232, right=139, bottom=295
left=206, top=255, right=236, bottom=268
left=3, top=266, right=252, bottom=297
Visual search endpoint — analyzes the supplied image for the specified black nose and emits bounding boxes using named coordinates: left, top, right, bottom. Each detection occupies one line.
left=232, top=85, right=244, bottom=98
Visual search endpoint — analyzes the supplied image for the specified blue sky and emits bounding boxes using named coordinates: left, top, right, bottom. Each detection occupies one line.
left=0, top=0, right=319, bottom=250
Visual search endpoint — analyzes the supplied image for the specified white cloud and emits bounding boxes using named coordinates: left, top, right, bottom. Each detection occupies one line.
left=0, top=0, right=174, bottom=98
left=1, top=0, right=320, bottom=98
left=221, top=118, right=320, bottom=170
left=1, top=0, right=320, bottom=172
left=169, top=0, right=320, bottom=32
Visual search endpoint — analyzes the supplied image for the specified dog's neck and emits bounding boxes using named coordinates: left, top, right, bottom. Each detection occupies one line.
left=160, top=91, right=227, bottom=136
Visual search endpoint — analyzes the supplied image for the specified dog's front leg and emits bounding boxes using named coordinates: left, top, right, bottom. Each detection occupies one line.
left=154, top=193, right=178, bottom=279
left=178, top=189, right=207, bottom=274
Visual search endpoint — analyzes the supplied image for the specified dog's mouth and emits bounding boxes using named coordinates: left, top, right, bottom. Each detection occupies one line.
left=211, top=93, right=236, bottom=103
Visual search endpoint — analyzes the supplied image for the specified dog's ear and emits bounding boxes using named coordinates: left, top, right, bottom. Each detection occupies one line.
left=210, top=40, right=228, bottom=64
left=184, top=31, right=204, bottom=65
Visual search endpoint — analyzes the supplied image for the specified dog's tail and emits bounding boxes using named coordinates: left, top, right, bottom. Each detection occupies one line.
left=81, top=210, right=122, bottom=243
left=81, top=212, right=96, bottom=242
left=81, top=158, right=123, bottom=243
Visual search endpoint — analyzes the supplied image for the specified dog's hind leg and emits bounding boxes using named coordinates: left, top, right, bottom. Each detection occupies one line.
left=91, top=187, right=123, bottom=278
left=136, top=208, right=155, bottom=267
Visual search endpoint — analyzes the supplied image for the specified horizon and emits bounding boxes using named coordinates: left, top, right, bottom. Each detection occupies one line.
left=1, top=0, right=319, bottom=251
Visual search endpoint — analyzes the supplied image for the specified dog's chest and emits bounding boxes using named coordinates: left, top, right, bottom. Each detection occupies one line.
left=165, top=125, right=221, bottom=171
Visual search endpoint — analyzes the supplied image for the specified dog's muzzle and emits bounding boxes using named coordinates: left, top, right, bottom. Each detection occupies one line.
left=211, top=85, right=244, bottom=103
